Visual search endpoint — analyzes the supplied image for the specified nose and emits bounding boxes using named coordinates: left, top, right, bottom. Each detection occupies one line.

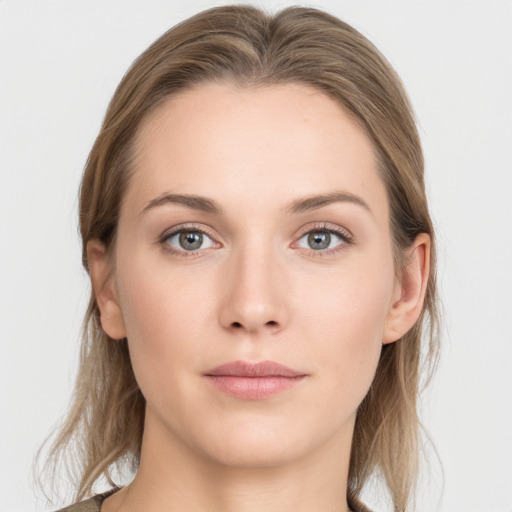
left=218, top=243, right=288, bottom=336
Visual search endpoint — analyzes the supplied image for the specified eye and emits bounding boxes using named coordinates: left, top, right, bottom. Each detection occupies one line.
left=296, top=227, right=351, bottom=252
left=163, top=229, right=216, bottom=252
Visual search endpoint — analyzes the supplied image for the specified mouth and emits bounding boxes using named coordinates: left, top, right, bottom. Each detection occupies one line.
left=203, top=360, right=308, bottom=400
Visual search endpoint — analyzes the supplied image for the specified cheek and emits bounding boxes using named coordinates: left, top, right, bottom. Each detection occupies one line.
left=301, top=259, right=393, bottom=342
left=114, top=262, right=220, bottom=438
left=114, top=250, right=219, bottom=398
left=119, top=269, right=211, bottom=349
left=298, top=258, right=394, bottom=404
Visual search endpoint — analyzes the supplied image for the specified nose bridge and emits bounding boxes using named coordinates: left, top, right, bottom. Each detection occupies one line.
left=219, top=232, right=287, bottom=334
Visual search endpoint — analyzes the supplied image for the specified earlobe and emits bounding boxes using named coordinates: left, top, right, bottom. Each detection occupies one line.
left=86, top=239, right=126, bottom=340
left=382, top=233, right=430, bottom=344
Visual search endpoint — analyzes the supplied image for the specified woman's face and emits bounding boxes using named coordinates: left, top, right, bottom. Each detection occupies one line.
left=96, top=82, right=406, bottom=468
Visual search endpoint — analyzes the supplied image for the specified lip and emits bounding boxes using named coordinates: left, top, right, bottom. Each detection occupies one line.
left=203, top=360, right=308, bottom=400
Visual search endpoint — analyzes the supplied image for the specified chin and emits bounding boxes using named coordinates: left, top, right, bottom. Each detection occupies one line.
left=206, top=441, right=304, bottom=469
left=192, top=418, right=318, bottom=469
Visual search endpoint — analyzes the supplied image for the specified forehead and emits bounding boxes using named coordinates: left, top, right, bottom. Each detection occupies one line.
left=126, top=82, right=387, bottom=219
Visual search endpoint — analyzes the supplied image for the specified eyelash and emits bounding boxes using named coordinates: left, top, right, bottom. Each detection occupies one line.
left=297, top=222, right=354, bottom=258
left=158, top=222, right=354, bottom=259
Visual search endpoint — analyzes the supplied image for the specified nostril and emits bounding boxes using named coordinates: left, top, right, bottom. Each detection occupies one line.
left=230, top=320, right=278, bottom=329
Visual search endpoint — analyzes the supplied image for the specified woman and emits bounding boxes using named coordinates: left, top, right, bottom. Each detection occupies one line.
left=38, top=5, right=439, bottom=512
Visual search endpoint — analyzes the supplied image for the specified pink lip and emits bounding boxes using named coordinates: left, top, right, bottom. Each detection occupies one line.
left=204, top=360, right=308, bottom=400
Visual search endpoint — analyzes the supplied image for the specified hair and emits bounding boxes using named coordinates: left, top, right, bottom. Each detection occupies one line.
left=35, top=5, right=440, bottom=511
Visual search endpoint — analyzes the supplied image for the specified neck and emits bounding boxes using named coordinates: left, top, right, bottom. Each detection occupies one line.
left=102, top=406, right=355, bottom=512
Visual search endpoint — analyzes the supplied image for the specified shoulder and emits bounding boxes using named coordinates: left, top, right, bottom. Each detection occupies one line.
left=54, top=488, right=120, bottom=512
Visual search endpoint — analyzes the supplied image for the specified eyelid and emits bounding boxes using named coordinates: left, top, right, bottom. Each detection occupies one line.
left=296, top=222, right=353, bottom=242
left=160, top=223, right=219, bottom=241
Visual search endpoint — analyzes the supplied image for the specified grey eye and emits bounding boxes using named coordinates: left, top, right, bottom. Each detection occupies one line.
left=307, top=231, right=331, bottom=250
left=165, top=230, right=215, bottom=251
left=179, top=231, right=203, bottom=250
left=297, top=230, right=344, bottom=251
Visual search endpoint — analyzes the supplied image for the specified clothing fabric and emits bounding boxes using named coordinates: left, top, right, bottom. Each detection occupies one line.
left=56, top=487, right=373, bottom=511
left=54, top=488, right=120, bottom=512
left=349, top=496, right=374, bottom=512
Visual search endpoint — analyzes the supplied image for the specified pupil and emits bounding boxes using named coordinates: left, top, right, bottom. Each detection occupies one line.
left=308, top=231, right=330, bottom=250
left=179, top=231, right=203, bottom=250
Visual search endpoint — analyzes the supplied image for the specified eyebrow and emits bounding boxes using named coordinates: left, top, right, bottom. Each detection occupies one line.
left=141, top=190, right=371, bottom=216
left=284, top=191, right=371, bottom=215
left=141, top=193, right=223, bottom=215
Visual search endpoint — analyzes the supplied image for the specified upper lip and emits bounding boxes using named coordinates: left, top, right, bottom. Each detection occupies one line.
left=204, top=360, right=306, bottom=377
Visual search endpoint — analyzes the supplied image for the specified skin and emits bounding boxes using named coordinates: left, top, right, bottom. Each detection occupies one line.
left=89, top=82, right=430, bottom=512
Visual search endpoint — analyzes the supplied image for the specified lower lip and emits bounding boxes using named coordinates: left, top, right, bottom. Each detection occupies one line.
left=204, top=375, right=306, bottom=399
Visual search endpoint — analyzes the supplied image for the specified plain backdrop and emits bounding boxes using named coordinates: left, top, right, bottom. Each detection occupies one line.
left=1, top=1, right=511, bottom=511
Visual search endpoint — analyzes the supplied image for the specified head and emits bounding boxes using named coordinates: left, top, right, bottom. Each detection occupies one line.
left=44, top=5, right=439, bottom=511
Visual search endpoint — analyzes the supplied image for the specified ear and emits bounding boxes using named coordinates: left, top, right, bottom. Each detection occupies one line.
left=86, top=239, right=126, bottom=340
left=383, top=233, right=430, bottom=344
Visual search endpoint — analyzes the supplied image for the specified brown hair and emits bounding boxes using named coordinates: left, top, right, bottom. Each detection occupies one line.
left=35, top=5, right=440, bottom=511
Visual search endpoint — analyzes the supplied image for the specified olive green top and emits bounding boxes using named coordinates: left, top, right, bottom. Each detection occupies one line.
left=54, top=488, right=120, bottom=512
left=55, top=487, right=373, bottom=511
